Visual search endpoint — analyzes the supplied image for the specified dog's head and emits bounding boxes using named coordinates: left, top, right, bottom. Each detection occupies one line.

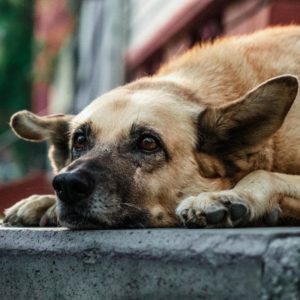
left=10, top=75, right=298, bottom=228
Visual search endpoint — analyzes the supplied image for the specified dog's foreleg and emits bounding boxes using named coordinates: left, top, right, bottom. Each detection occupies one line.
left=3, top=194, right=57, bottom=227
left=176, top=170, right=300, bottom=228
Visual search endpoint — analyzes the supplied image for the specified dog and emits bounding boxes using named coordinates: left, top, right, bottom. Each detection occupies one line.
left=4, top=26, right=300, bottom=229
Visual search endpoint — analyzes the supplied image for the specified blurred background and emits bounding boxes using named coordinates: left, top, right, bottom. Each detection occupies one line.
left=0, top=0, right=300, bottom=213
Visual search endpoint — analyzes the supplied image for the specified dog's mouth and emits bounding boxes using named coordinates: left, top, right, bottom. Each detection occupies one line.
left=58, top=212, right=99, bottom=229
left=57, top=200, right=150, bottom=229
left=57, top=203, right=117, bottom=229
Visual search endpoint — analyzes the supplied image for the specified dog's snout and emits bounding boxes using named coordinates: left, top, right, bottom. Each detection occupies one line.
left=52, top=171, right=95, bottom=203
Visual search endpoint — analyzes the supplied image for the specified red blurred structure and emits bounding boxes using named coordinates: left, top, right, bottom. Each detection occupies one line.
left=32, top=0, right=73, bottom=114
left=126, top=0, right=300, bottom=79
left=0, top=171, right=53, bottom=214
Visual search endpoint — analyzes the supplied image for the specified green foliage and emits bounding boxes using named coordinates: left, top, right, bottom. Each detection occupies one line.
left=0, top=0, right=36, bottom=176
left=0, top=0, right=33, bottom=117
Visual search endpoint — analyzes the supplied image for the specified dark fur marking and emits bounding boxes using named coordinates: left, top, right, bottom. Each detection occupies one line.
left=222, top=159, right=240, bottom=177
left=49, top=121, right=72, bottom=170
left=197, top=109, right=272, bottom=155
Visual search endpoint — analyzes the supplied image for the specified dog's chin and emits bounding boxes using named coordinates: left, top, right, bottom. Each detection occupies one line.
left=57, top=207, right=113, bottom=229
left=57, top=201, right=150, bottom=229
left=58, top=213, right=101, bottom=229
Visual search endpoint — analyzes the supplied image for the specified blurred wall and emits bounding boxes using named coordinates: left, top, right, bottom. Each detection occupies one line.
left=74, top=0, right=129, bottom=113
left=32, top=0, right=75, bottom=114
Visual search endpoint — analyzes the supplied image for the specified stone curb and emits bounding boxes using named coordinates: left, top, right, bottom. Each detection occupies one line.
left=1, top=227, right=300, bottom=300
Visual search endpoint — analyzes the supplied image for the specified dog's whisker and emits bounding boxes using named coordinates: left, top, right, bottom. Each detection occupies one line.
left=120, top=202, right=144, bottom=212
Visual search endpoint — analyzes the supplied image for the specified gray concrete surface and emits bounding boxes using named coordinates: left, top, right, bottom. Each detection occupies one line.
left=1, top=227, right=300, bottom=300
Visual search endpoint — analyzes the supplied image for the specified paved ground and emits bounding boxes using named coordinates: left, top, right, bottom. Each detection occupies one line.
left=1, top=227, right=300, bottom=300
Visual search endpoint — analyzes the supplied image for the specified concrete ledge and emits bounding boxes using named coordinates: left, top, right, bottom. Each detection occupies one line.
left=1, top=227, right=300, bottom=299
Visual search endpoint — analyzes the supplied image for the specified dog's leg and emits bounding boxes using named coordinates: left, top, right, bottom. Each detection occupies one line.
left=176, top=170, right=300, bottom=228
left=3, top=195, right=57, bottom=227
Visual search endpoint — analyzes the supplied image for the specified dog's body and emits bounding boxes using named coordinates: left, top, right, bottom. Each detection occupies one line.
left=4, top=26, right=300, bottom=228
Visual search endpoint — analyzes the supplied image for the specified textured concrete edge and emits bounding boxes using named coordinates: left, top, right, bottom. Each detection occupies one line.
left=261, top=237, right=300, bottom=300
left=1, top=227, right=300, bottom=258
left=2, top=227, right=300, bottom=300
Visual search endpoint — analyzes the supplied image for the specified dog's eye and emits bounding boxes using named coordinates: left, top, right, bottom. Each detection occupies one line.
left=137, top=135, right=160, bottom=152
left=73, top=133, right=87, bottom=150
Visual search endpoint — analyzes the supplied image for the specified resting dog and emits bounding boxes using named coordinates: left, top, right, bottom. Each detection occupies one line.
left=4, top=26, right=300, bottom=228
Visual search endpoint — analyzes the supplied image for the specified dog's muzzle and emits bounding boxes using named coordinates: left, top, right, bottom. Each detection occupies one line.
left=51, top=156, right=149, bottom=229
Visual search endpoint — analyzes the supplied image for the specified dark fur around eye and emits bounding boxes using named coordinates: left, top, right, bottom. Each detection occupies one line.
left=71, top=124, right=91, bottom=159
left=129, top=124, right=171, bottom=160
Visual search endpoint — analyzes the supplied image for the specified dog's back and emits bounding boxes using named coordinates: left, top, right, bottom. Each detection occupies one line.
left=158, top=25, right=300, bottom=174
left=159, top=26, right=300, bottom=101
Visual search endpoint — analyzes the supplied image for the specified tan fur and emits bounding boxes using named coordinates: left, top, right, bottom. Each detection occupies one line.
left=4, top=195, right=56, bottom=226
left=4, top=26, right=300, bottom=228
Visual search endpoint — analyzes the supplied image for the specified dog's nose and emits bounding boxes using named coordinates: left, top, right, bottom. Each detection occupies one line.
left=52, top=171, right=95, bottom=203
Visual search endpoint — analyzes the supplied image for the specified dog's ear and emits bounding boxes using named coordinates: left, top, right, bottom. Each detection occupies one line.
left=197, top=75, right=298, bottom=156
left=10, top=110, right=73, bottom=172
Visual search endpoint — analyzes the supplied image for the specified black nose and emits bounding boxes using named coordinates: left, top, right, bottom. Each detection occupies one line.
left=52, top=171, right=95, bottom=203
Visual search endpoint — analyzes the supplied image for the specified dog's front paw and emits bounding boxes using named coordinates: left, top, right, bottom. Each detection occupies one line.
left=176, top=191, right=251, bottom=228
left=3, top=195, right=57, bottom=227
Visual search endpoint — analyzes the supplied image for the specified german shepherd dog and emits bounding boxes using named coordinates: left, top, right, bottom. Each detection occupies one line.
left=4, top=26, right=300, bottom=229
